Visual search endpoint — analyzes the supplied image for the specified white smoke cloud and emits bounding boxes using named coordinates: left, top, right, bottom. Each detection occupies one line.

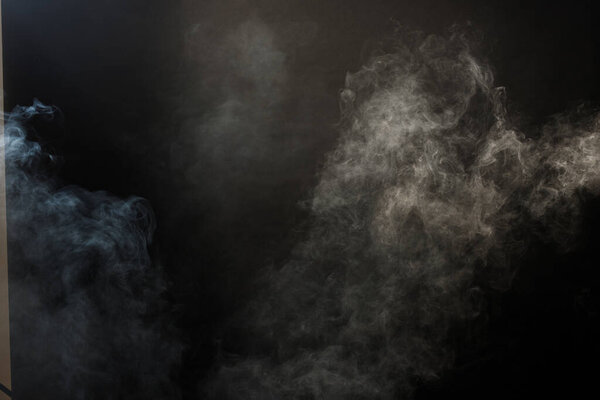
left=208, top=31, right=600, bottom=399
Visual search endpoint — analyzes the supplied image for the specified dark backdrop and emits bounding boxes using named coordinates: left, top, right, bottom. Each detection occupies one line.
left=4, top=0, right=600, bottom=398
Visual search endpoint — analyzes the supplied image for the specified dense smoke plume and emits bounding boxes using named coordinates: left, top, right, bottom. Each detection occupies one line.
left=209, top=32, right=600, bottom=399
left=3, top=102, right=180, bottom=399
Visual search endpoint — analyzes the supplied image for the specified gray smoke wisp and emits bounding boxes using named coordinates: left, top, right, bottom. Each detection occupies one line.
left=178, top=18, right=289, bottom=210
left=210, top=32, right=600, bottom=399
left=3, top=101, right=180, bottom=399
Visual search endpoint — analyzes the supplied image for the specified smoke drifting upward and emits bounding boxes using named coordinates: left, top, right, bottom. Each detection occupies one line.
left=209, top=32, right=600, bottom=399
left=180, top=17, right=289, bottom=216
left=3, top=102, right=180, bottom=399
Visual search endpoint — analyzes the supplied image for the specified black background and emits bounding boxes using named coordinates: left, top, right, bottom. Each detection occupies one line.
left=4, top=0, right=600, bottom=398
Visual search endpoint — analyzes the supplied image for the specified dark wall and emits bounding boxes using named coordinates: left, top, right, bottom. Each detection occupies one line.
left=4, top=0, right=600, bottom=398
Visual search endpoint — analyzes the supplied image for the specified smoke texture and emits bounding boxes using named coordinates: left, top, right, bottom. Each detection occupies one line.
left=4, top=7, right=600, bottom=397
left=177, top=17, right=291, bottom=220
left=208, top=31, right=600, bottom=399
left=3, top=101, right=180, bottom=399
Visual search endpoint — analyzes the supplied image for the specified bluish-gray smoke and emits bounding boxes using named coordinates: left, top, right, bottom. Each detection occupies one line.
left=3, top=101, right=180, bottom=399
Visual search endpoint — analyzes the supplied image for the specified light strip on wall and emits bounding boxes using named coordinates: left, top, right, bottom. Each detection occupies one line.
left=0, top=0, right=12, bottom=397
